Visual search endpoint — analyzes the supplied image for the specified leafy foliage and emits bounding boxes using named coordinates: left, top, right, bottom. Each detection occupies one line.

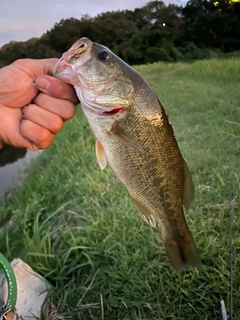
left=0, top=1, right=239, bottom=67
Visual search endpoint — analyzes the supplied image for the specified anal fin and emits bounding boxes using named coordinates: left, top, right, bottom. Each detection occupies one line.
left=130, top=194, right=156, bottom=227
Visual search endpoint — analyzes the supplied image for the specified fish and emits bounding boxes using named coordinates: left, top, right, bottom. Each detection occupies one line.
left=53, top=37, right=201, bottom=271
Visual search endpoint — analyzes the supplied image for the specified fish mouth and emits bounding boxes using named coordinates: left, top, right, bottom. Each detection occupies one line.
left=64, top=37, right=92, bottom=64
left=53, top=37, right=92, bottom=82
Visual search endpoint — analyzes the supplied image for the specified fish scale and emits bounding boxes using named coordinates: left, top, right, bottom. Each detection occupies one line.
left=87, top=101, right=199, bottom=271
left=53, top=37, right=202, bottom=271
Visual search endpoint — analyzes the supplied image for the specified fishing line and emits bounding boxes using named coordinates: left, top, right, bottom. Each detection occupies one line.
left=228, top=150, right=233, bottom=320
left=220, top=140, right=234, bottom=320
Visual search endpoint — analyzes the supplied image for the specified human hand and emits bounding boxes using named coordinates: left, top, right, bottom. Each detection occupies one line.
left=0, top=58, right=79, bottom=151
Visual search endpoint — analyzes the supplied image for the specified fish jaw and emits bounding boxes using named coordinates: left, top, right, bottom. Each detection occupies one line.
left=52, top=57, right=76, bottom=85
left=53, top=37, right=93, bottom=86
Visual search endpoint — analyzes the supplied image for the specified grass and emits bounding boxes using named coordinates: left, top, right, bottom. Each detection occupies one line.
left=0, top=58, right=240, bottom=319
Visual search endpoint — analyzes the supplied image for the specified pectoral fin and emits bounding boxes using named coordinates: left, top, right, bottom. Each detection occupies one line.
left=182, top=160, right=195, bottom=210
left=95, top=139, right=107, bottom=170
left=110, top=124, right=144, bottom=153
left=130, top=194, right=156, bottom=227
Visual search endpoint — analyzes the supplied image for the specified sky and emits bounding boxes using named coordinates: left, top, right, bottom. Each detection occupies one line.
left=0, top=0, right=186, bottom=48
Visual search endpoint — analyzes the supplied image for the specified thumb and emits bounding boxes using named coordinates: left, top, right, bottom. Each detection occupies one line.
left=14, top=58, right=59, bottom=79
left=34, top=58, right=59, bottom=77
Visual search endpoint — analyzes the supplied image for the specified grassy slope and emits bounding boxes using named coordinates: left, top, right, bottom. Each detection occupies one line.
left=0, top=58, right=239, bottom=319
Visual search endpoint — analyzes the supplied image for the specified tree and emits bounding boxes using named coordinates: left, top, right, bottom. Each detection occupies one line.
left=48, top=18, right=87, bottom=53
left=182, top=0, right=240, bottom=51
left=91, top=11, right=138, bottom=49
left=132, top=1, right=183, bottom=29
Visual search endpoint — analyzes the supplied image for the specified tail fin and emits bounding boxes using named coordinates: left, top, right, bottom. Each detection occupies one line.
left=162, top=232, right=202, bottom=272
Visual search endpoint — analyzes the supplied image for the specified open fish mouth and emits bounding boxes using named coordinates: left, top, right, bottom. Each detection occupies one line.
left=65, top=38, right=92, bottom=64
left=53, top=37, right=92, bottom=79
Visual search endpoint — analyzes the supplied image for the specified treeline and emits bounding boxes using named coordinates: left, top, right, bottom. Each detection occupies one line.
left=0, top=0, right=240, bottom=67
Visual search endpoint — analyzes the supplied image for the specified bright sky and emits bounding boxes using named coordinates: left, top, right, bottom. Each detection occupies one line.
left=0, top=0, right=186, bottom=48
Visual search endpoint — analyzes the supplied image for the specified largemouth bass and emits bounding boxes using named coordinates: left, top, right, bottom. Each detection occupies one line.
left=53, top=37, right=201, bottom=271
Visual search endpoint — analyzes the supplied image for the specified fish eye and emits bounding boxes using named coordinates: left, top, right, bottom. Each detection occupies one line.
left=98, top=50, right=109, bottom=62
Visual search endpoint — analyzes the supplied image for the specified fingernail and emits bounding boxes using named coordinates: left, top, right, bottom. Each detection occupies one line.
left=37, top=77, right=50, bottom=90
left=32, top=143, right=40, bottom=151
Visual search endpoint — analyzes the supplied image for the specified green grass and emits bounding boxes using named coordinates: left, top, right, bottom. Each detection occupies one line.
left=0, top=58, right=240, bottom=319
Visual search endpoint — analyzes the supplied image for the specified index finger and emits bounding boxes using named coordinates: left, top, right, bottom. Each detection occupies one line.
left=12, top=58, right=58, bottom=78
left=36, top=75, right=79, bottom=105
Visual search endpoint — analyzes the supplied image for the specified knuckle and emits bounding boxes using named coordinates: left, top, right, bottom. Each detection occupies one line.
left=52, top=117, right=63, bottom=133
left=33, top=93, right=42, bottom=105
left=62, top=103, right=76, bottom=120
left=51, top=80, right=64, bottom=98
left=20, top=119, right=54, bottom=149
left=12, top=59, right=24, bottom=67
left=22, top=104, right=34, bottom=118
left=22, top=105, right=28, bottom=116
left=35, top=127, right=52, bottom=146
left=12, top=58, right=31, bottom=68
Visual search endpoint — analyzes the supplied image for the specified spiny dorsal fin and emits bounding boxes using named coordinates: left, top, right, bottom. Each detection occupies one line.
left=182, top=160, right=195, bottom=210
left=95, top=139, right=107, bottom=170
